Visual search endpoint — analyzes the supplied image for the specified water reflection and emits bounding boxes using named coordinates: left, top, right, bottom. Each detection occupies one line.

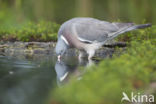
left=54, top=57, right=95, bottom=86
left=55, top=60, right=83, bottom=86
left=55, top=61, right=69, bottom=85
left=0, top=55, right=95, bottom=104
left=0, top=56, right=56, bottom=104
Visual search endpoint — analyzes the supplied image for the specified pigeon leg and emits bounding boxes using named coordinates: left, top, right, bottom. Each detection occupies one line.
left=78, top=50, right=86, bottom=63
left=78, top=51, right=85, bottom=59
left=87, top=49, right=95, bottom=60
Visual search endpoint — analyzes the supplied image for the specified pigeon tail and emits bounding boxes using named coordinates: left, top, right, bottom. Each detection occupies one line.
left=102, top=23, right=152, bottom=44
left=134, top=23, right=152, bottom=29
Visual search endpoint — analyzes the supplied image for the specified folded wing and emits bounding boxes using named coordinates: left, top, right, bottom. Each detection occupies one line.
left=74, top=18, right=134, bottom=43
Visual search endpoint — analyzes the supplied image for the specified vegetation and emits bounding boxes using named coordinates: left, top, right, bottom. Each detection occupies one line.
left=0, top=0, right=156, bottom=42
left=50, top=26, right=156, bottom=104
left=0, top=21, right=59, bottom=42
left=0, top=0, right=156, bottom=24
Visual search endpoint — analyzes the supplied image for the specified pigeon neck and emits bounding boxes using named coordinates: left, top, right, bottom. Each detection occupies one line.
left=60, top=35, right=69, bottom=46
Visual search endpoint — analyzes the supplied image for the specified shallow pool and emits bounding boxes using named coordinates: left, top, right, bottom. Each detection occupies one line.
left=0, top=55, right=84, bottom=104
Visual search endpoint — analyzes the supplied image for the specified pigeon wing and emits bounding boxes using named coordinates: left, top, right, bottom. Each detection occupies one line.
left=74, top=18, right=119, bottom=43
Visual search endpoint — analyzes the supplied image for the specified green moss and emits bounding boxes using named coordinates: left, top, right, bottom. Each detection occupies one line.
left=50, top=26, right=156, bottom=104
left=0, top=21, right=60, bottom=42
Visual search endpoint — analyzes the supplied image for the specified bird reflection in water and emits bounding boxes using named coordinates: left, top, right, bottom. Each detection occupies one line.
left=54, top=57, right=94, bottom=86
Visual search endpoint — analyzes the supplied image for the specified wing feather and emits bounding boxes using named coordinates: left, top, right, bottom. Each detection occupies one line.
left=74, top=18, right=119, bottom=43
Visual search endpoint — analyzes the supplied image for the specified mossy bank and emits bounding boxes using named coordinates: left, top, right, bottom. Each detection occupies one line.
left=49, top=26, right=156, bottom=104
left=0, top=21, right=59, bottom=42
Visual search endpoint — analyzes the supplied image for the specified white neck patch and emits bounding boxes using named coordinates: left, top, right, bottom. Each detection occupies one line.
left=60, top=35, right=69, bottom=45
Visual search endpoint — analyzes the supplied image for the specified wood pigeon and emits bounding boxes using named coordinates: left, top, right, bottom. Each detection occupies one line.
left=55, top=17, right=151, bottom=60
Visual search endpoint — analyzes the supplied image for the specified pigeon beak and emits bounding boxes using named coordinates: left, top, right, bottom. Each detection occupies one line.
left=57, top=55, right=61, bottom=61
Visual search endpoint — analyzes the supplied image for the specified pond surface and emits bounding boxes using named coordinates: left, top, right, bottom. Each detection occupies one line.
left=0, top=55, right=86, bottom=104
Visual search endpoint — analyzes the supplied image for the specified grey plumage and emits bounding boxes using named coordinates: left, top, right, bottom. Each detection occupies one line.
left=55, top=17, right=151, bottom=60
left=55, top=61, right=69, bottom=82
left=55, top=37, right=68, bottom=56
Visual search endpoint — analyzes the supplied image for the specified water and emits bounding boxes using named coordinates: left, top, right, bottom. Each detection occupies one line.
left=0, top=55, right=84, bottom=104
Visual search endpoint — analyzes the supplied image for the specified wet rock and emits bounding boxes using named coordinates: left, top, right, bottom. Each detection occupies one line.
left=0, top=44, right=9, bottom=48
left=0, top=41, right=126, bottom=58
